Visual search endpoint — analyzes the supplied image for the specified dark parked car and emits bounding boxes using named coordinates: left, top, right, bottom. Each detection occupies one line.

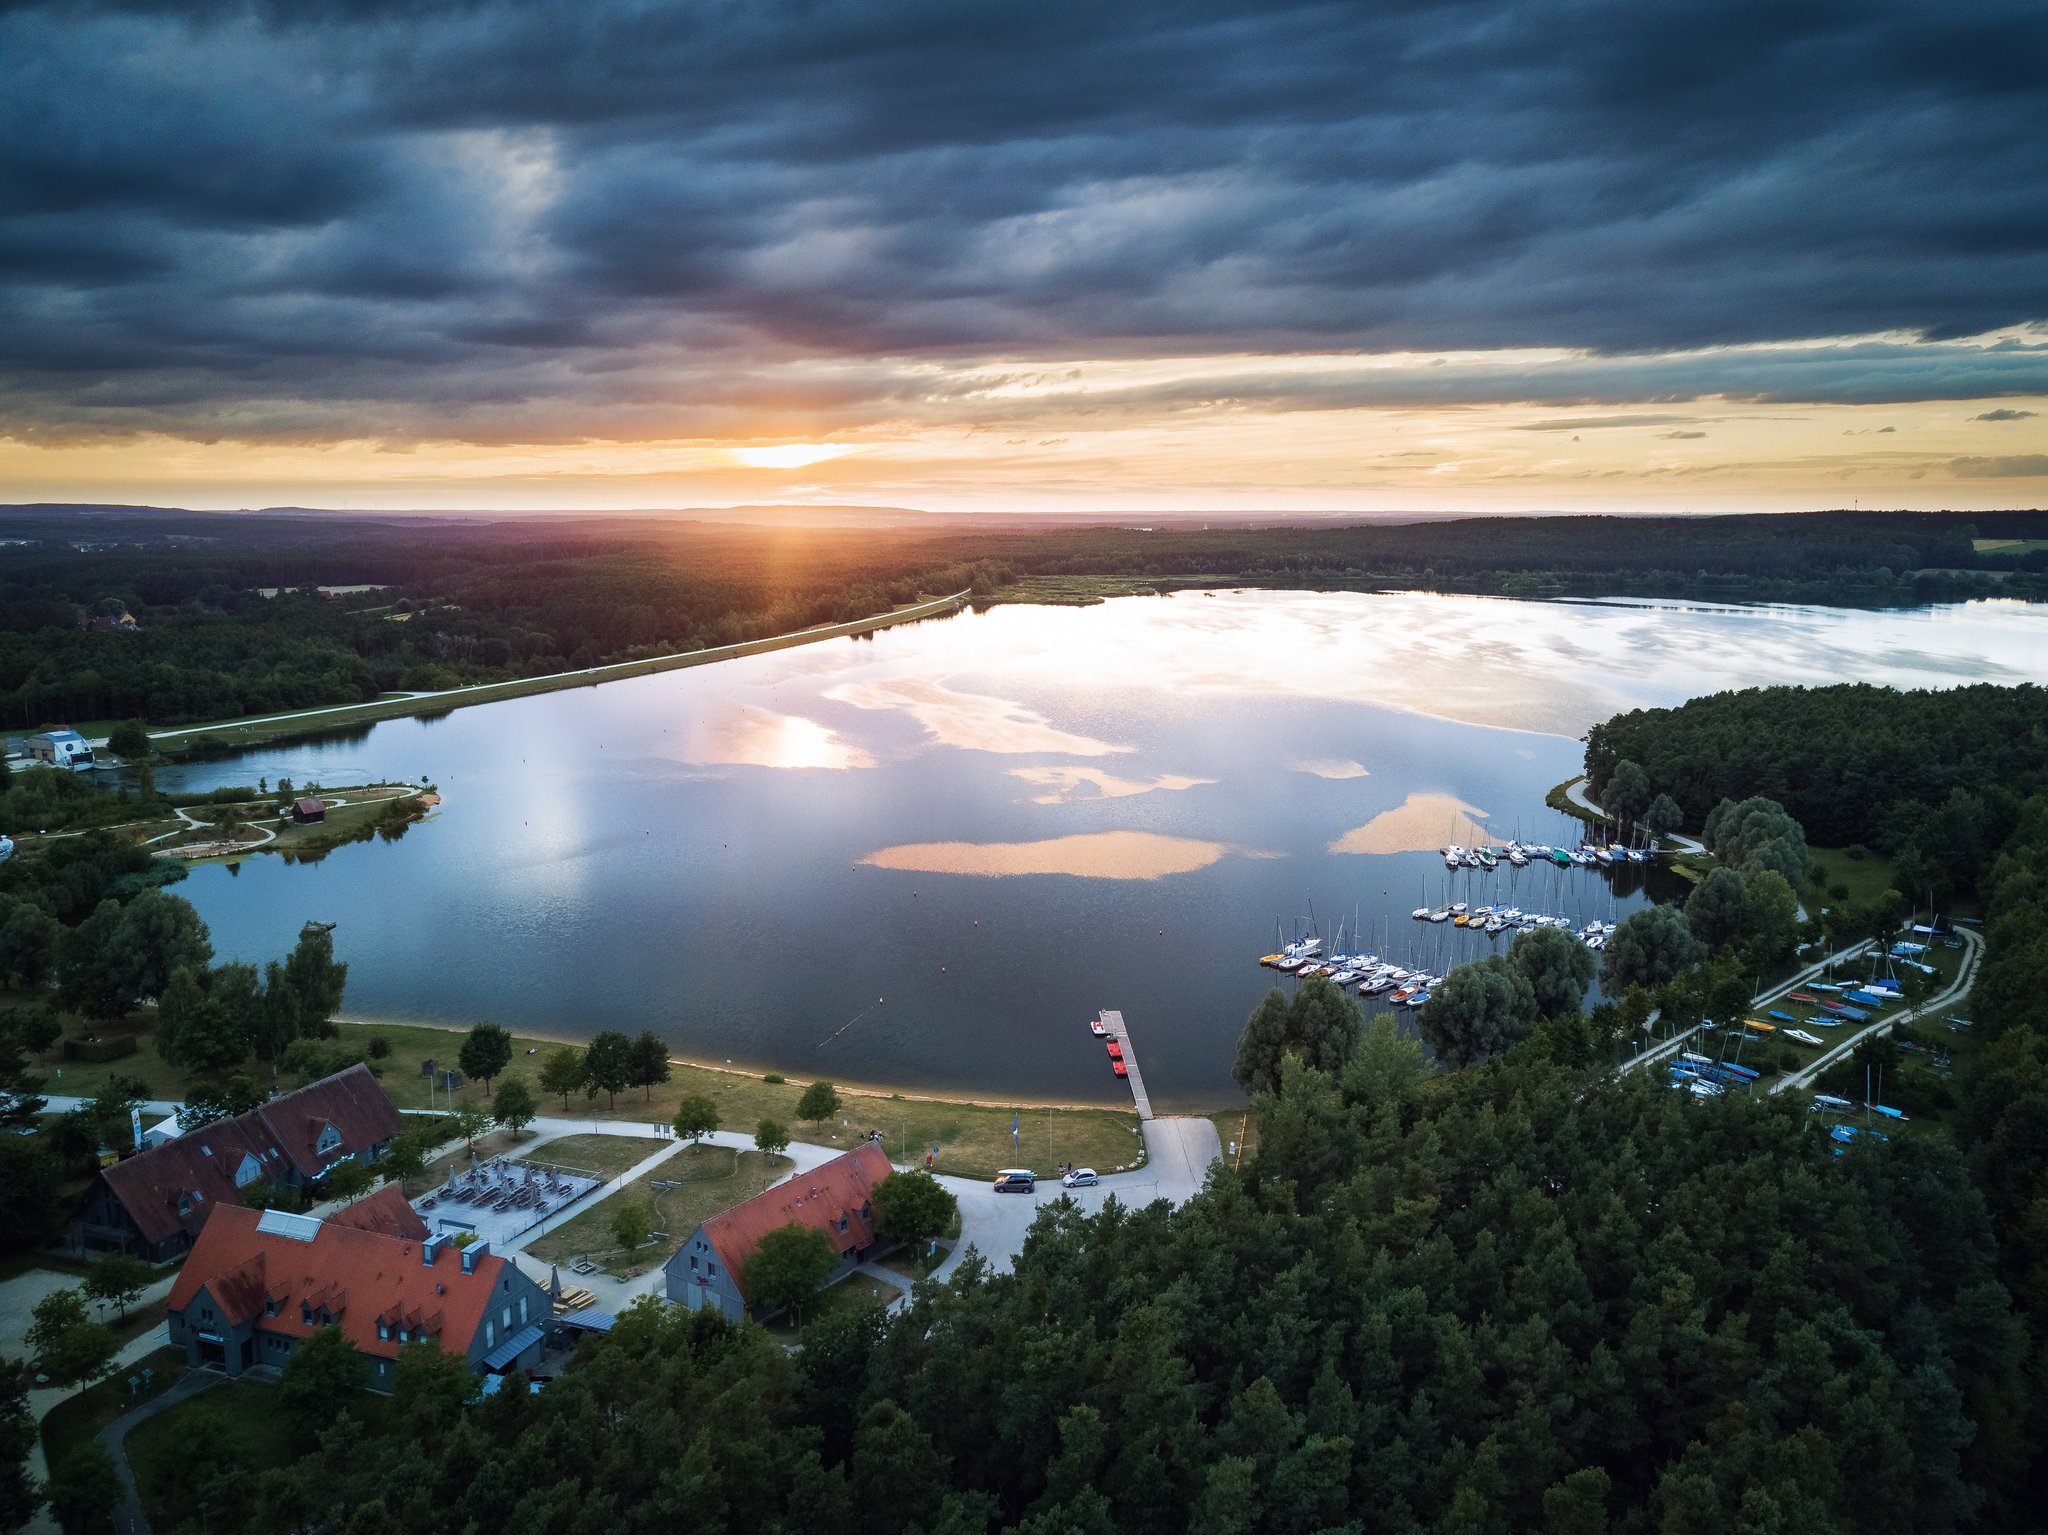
left=992, top=1170, right=1036, bottom=1193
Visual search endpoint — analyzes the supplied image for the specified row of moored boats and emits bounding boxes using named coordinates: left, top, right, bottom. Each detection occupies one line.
left=1409, top=901, right=1619, bottom=948
left=1442, top=840, right=1658, bottom=870
left=1259, top=938, right=1447, bottom=1008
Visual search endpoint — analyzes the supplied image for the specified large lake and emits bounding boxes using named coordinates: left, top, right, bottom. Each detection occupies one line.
left=158, top=591, right=2047, bottom=1110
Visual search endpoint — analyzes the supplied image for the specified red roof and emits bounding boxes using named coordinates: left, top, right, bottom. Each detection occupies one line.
left=99, top=1064, right=405, bottom=1248
left=699, top=1142, right=893, bottom=1303
left=253, top=1063, right=404, bottom=1181
left=167, top=1202, right=512, bottom=1360
left=322, top=1183, right=429, bottom=1241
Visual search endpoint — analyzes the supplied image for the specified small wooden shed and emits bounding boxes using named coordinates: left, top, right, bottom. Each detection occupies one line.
left=292, top=796, right=326, bottom=824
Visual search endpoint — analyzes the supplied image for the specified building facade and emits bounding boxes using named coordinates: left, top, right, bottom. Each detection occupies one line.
left=85, top=1063, right=406, bottom=1260
left=27, top=729, right=94, bottom=768
left=166, top=1189, right=548, bottom=1387
left=664, top=1141, right=894, bottom=1322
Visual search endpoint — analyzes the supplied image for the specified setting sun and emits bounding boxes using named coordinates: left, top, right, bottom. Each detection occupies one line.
left=728, top=443, right=851, bottom=470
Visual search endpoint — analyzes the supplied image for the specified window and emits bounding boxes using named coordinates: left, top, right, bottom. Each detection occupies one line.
left=518, top=1296, right=528, bottom=1325
left=377, top=1321, right=390, bottom=1341
left=689, top=1255, right=697, bottom=1271
left=399, top=1327, right=411, bottom=1343
left=501, top=1305, right=512, bottom=1329
left=485, top=1321, right=496, bottom=1348
left=315, top=1123, right=342, bottom=1155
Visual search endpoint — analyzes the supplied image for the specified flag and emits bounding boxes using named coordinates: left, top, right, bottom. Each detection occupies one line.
left=1012, top=1113, right=1019, bottom=1148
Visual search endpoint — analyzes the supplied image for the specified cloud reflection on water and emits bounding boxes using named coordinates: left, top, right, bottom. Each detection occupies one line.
left=1329, top=793, right=1494, bottom=855
left=860, top=830, right=1272, bottom=879
left=825, top=677, right=1130, bottom=756
left=1009, top=765, right=1214, bottom=804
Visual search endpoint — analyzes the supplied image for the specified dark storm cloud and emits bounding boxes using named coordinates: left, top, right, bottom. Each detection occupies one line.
left=1, top=0, right=2046, bottom=443
left=1974, top=407, right=2039, bottom=420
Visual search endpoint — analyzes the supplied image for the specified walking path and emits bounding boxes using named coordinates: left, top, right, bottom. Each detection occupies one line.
left=1561, top=777, right=1708, bottom=855
left=19, top=1305, right=182, bottom=1535
left=125, top=590, right=970, bottom=750
left=97, top=1367, right=227, bottom=1535
left=1774, top=927, right=1981, bottom=1094
left=1099, top=1011, right=1151, bottom=1119
left=1617, top=936, right=1877, bottom=1081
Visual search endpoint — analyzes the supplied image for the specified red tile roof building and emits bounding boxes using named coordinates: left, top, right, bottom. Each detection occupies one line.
left=664, top=1141, right=895, bottom=1320
left=166, top=1196, right=548, bottom=1385
left=85, top=1064, right=407, bottom=1260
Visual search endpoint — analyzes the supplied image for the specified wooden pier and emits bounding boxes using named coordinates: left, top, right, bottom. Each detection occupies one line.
left=1100, top=1009, right=1153, bottom=1120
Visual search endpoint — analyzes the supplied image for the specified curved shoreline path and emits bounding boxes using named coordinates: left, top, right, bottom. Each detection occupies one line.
left=126, top=588, right=972, bottom=752
left=1562, top=776, right=1708, bottom=855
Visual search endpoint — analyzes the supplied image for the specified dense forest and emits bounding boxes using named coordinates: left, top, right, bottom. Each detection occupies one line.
left=97, top=1025, right=2034, bottom=1535
left=1, top=505, right=2043, bottom=733
left=1584, top=683, right=2048, bottom=901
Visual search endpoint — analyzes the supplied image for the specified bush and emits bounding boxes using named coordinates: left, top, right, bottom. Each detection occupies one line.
left=366, top=1035, right=391, bottom=1059
left=61, top=1036, right=137, bottom=1064
left=762, top=1072, right=785, bottom=1085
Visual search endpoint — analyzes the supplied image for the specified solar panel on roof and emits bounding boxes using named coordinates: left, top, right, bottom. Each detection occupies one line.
left=255, top=1209, right=324, bottom=1242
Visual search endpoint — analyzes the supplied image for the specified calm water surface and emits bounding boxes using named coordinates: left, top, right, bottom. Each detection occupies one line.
left=158, top=591, right=2048, bottom=1109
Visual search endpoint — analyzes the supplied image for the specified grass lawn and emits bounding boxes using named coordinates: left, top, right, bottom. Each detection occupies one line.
left=872, top=1244, right=947, bottom=1284
left=129, top=1379, right=314, bottom=1526
left=1209, top=1109, right=1254, bottom=1172
left=325, top=1021, right=1150, bottom=1180
left=1805, top=844, right=1902, bottom=913
left=40, top=1345, right=184, bottom=1467
left=523, top=1144, right=793, bottom=1278
left=514, top=1132, right=664, bottom=1181
left=765, top=1269, right=905, bottom=1344
left=38, top=1000, right=1163, bottom=1183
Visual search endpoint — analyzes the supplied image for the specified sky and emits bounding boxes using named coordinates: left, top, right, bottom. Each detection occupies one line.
left=1, top=0, right=2045, bottom=514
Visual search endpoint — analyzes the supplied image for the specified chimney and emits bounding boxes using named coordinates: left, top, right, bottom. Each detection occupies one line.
left=460, top=1238, right=492, bottom=1274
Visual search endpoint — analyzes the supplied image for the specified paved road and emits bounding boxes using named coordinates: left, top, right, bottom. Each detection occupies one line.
left=928, top=1115, right=1222, bottom=1285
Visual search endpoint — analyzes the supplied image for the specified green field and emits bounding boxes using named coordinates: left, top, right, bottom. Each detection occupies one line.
left=40, top=1006, right=1159, bottom=1179
left=513, top=1132, right=665, bottom=1181
left=523, top=1144, right=793, bottom=1277
left=39, top=1345, right=185, bottom=1469
left=126, top=1378, right=349, bottom=1528
left=1805, top=843, right=1904, bottom=911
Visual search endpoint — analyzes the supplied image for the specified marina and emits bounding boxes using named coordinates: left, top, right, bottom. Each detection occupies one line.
left=1256, top=835, right=1637, bottom=997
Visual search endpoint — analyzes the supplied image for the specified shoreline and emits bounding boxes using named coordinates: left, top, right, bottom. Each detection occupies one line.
left=334, top=1012, right=1233, bottom=1118
left=143, top=588, right=971, bottom=756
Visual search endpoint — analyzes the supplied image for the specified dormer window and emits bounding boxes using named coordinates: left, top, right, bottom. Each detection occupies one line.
left=377, top=1320, right=390, bottom=1340
left=315, top=1123, right=342, bottom=1156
